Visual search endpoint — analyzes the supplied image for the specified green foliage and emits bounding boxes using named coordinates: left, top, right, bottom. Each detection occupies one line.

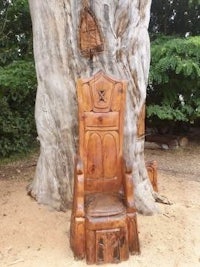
left=147, top=36, right=200, bottom=125
left=147, top=105, right=188, bottom=121
left=0, top=1, right=37, bottom=157
left=0, top=60, right=37, bottom=157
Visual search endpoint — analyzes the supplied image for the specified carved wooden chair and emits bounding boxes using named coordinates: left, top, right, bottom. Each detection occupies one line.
left=70, top=71, right=140, bottom=264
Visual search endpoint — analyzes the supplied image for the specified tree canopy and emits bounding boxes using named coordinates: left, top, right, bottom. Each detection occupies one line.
left=149, top=0, right=200, bottom=36
left=0, top=0, right=32, bottom=65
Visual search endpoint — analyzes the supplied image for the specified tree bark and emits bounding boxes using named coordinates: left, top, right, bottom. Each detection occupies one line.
left=28, top=0, right=158, bottom=214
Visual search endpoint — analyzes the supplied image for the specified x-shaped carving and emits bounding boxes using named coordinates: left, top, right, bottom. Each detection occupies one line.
left=98, top=90, right=106, bottom=102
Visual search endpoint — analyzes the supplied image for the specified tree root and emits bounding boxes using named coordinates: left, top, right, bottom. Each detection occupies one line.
left=153, top=192, right=173, bottom=205
left=26, top=183, right=36, bottom=199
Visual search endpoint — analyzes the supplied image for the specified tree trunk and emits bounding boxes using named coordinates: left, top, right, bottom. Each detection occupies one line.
left=28, top=0, right=158, bottom=214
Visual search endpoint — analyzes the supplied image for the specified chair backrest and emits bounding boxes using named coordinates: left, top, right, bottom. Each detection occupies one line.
left=77, top=71, right=126, bottom=194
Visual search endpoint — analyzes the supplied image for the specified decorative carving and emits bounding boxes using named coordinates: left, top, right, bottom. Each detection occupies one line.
left=79, top=8, right=104, bottom=57
left=98, top=90, right=106, bottom=102
left=70, top=71, right=140, bottom=264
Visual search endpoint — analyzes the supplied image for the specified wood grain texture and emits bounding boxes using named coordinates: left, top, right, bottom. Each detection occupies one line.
left=137, top=104, right=146, bottom=137
left=146, top=160, right=158, bottom=192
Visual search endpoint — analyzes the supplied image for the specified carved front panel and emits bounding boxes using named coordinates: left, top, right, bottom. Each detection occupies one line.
left=96, top=229, right=121, bottom=264
left=77, top=71, right=126, bottom=193
left=95, top=228, right=129, bottom=264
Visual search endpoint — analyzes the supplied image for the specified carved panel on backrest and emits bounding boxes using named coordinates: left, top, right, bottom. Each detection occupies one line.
left=77, top=71, right=126, bottom=193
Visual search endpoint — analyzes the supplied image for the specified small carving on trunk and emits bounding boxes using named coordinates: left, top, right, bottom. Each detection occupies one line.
left=79, top=8, right=104, bottom=58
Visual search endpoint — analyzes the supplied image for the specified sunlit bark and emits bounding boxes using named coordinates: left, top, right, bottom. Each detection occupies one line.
left=28, top=0, right=157, bottom=214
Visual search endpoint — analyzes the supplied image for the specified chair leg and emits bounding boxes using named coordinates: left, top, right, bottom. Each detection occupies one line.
left=86, top=229, right=96, bottom=264
left=127, top=213, right=140, bottom=255
left=70, top=217, right=85, bottom=260
left=119, top=226, right=129, bottom=261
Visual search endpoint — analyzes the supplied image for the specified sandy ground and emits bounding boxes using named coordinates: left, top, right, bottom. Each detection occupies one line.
left=0, top=143, right=200, bottom=267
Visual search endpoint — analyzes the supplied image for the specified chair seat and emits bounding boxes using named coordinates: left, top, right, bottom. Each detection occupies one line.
left=85, top=193, right=126, bottom=217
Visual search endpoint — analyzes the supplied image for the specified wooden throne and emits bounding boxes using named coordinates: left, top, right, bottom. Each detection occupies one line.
left=70, top=71, right=140, bottom=264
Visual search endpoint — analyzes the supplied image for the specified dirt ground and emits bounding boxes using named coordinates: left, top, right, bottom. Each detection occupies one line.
left=0, top=141, right=200, bottom=267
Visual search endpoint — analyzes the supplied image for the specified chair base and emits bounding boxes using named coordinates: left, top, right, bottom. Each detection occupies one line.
left=71, top=212, right=140, bottom=265
left=86, top=227, right=129, bottom=264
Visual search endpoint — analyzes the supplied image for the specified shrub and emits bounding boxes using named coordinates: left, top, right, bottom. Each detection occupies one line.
left=0, top=60, right=37, bottom=156
left=147, top=36, right=200, bottom=130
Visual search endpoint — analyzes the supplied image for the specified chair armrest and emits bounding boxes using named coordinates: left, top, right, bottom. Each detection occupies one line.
left=72, top=155, right=85, bottom=217
left=122, top=158, right=136, bottom=212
